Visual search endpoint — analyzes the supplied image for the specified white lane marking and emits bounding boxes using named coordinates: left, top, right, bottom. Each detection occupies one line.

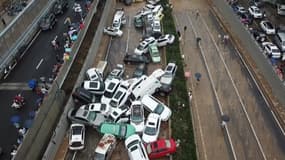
left=186, top=13, right=237, bottom=160
left=125, top=16, right=131, bottom=53
left=200, top=14, right=267, bottom=160
left=36, top=58, right=44, bottom=70
left=72, top=151, right=77, bottom=160
left=174, top=14, right=208, bottom=160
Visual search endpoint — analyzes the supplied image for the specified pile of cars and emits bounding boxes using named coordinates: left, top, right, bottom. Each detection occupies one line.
left=68, top=62, right=178, bottom=159
left=231, top=1, right=285, bottom=62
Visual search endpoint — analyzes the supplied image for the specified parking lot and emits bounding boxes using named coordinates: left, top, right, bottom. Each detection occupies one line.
left=62, top=1, right=171, bottom=160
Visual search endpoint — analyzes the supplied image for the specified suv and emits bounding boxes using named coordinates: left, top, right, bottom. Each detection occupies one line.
left=125, top=134, right=149, bottom=160
left=101, top=78, right=121, bottom=105
left=94, top=134, right=117, bottom=160
left=109, top=84, right=129, bottom=108
left=69, top=124, right=85, bottom=150
left=160, top=63, right=177, bottom=94
left=112, top=8, right=127, bottom=30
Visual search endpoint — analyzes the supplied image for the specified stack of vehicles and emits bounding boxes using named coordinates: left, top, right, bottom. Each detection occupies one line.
left=67, top=1, right=182, bottom=159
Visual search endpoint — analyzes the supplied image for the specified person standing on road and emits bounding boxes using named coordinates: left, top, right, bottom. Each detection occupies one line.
left=195, top=10, right=199, bottom=19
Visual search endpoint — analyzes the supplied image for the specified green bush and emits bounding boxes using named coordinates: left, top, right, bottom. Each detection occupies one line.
left=161, top=0, right=197, bottom=160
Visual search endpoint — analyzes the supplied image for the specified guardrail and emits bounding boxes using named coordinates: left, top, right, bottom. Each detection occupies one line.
left=0, top=0, right=58, bottom=79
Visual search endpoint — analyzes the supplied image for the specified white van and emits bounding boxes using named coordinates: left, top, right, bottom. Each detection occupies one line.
left=129, top=75, right=161, bottom=101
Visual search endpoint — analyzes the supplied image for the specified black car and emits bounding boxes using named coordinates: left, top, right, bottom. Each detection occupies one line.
left=39, top=12, right=56, bottom=30
left=132, top=63, right=147, bottom=78
left=250, top=29, right=267, bottom=43
left=72, top=87, right=95, bottom=104
left=239, top=13, right=253, bottom=25
left=123, top=54, right=150, bottom=64
left=52, top=0, right=68, bottom=15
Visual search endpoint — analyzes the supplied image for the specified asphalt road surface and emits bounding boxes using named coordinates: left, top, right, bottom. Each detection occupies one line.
left=172, top=0, right=285, bottom=160
left=0, top=0, right=86, bottom=159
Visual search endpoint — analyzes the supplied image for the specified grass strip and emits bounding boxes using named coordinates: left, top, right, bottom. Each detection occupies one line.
left=160, top=1, right=197, bottom=160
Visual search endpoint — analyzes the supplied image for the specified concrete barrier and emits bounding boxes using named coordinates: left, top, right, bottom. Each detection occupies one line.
left=0, top=0, right=58, bottom=79
left=42, top=0, right=115, bottom=159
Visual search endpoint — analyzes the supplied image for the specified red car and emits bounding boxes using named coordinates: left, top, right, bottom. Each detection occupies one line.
left=145, top=138, right=177, bottom=159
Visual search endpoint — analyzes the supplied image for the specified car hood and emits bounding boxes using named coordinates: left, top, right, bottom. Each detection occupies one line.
left=160, top=76, right=173, bottom=85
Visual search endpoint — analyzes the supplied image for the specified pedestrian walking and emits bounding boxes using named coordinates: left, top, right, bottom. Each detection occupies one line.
left=223, top=34, right=229, bottom=48
left=221, top=121, right=226, bottom=128
left=51, top=35, right=59, bottom=50
left=1, top=17, right=6, bottom=27
left=195, top=10, right=199, bottom=19
left=196, top=37, right=201, bottom=48
left=177, top=30, right=181, bottom=38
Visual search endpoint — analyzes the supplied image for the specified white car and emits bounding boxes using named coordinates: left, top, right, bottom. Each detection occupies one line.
left=130, top=101, right=145, bottom=133
left=152, top=18, right=161, bottom=33
left=86, top=68, right=103, bottom=81
left=80, top=103, right=111, bottom=116
left=109, top=84, right=130, bottom=108
left=260, top=20, right=275, bottom=35
left=82, top=80, right=105, bottom=95
left=142, top=113, right=161, bottom=143
left=262, top=42, right=281, bottom=59
left=125, top=134, right=149, bottom=160
left=160, top=63, right=177, bottom=93
left=112, top=8, right=126, bottom=30
left=108, top=105, right=130, bottom=123
left=157, top=34, right=175, bottom=47
left=134, top=37, right=157, bottom=55
left=69, top=124, right=85, bottom=150
left=103, top=27, right=123, bottom=37
left=94, top=134, right=117, bottom=160
left=141, top=95, right=172, bottom=121
left=248, top=6, right=263, bottom=18
left=101, top=78, right=121, bottom=105
left=150, top=68, right=165, bottom=79
left=107, top=64, right=125, bottom=80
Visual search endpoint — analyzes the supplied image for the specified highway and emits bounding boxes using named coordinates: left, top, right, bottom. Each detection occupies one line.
left=0, top=0, right=85, bottom=159
left=172, top=0, right=285, bottom=159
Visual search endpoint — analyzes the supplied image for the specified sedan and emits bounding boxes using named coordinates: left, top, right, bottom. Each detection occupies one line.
left=232, top=5, right=247, bottom=15
left=130, top=101, right=145, bottom=133
left=124, top=54, right=150, bottom=64
left=262, top=42, right=281, bottom=59
left=103, top=27, right=123, bottom=37
left=39, top=12, right=56, bottom=30
left=67, top=107, right=106, bottom=128
left=160, top=63, right=177, bottom=94
left=142, top=113, right=161, bottom=143
left=86, top=68, right=103, bottom=81
left=69, top=124, right=85, bottom=150
left=250, top=29, right=267, bottom=43
left=145, top=138, right=177, bottom=159
left=99, top=122, right=136, bottom=139
left=80, top=103, right=110, bottom=116
left=125, top=134, right=149, bottom=160
left=134, top=37, right=157, bottom=55
left=157, top=34, right=175, bottom=47
left=248, top=6, right=263, bottom=19
left=260, top=20, right=275, bottom=35
left=82, top=80, right=105, bottom=95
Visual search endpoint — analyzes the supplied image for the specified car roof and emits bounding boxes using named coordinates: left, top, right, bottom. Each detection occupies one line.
left=95, top=134, right=116, bottom=154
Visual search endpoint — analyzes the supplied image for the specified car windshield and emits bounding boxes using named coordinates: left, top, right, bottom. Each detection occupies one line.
left=127, top=139, right=139, bottom=148
left=104, top=91, right=113, bottom=98
left=110, top=100, right=118, bottom=107
left=120, top=125, right=127, bottom=136
left=94, top=153, right=105, bottom=160
left=90, top=82, right=99, bottom=88
left=87, top=111, right=97, bottom=121
left=144, top=126, right=156, bottom=135
left=132, top=106, right=143, bottom=122
left=154, top=104, right=165, bottom=114
left=72, top=126, right=82, bottom=135
left=272, top=49, right=279, bottom=53
left=137, top=44, right=145, bottom=50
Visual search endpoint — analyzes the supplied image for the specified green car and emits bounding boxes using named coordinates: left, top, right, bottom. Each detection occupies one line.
left=148, top=44, right=160, bottom=63
left=134, top=16, right=144, bottom=28
left=99, top=122, right=136, bottom=139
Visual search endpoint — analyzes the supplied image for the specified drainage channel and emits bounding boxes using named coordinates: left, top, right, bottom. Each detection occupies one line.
left=61, top=0, right=105, bottom=94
